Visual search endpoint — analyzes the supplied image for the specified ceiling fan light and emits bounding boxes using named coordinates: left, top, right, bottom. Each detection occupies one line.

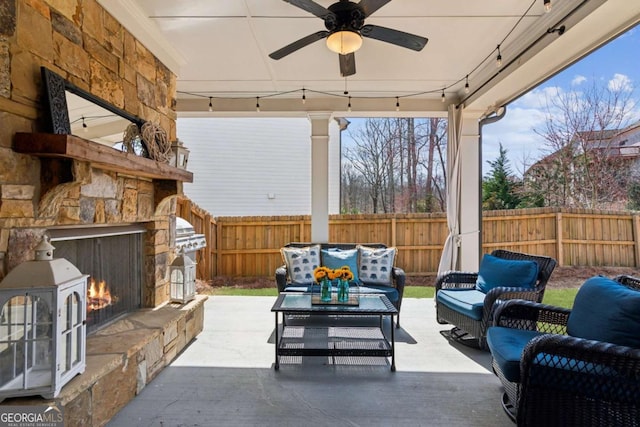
left=326, top=31, right=363, bottom=55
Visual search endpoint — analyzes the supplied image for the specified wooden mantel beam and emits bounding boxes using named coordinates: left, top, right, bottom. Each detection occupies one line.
left=13, top=133, right=193, bottom=183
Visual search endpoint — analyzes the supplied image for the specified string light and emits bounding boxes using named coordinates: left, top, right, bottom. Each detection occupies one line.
left=208, top=97, right=213, bottom=112
left=82, top=116, right=88, bottom=132
left=181, top=0, right=550, bottom=109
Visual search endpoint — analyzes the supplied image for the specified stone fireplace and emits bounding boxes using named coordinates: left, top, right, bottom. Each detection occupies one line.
left=0, top=1, right=206, bottom=425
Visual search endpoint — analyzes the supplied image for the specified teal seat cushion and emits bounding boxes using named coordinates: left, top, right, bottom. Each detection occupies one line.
left=487, top=327, right=544, bottom=382
left=476, top=254, right=539, bottom=293
left=358, top=285, right=399, bottom=303
left=567, top=276, right=640, bottom=347
left=321, top=248, right=359, bottom=282
left=436, top=289, right=486, bottom=321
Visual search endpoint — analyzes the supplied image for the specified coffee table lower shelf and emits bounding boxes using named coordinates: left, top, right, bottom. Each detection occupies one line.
left=274, top=325, right=395, bottom=371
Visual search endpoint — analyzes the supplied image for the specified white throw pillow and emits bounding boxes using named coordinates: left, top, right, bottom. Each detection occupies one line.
left=357, top=245, right=396, bottom=285
left=280, top=245, right=321, bottom=285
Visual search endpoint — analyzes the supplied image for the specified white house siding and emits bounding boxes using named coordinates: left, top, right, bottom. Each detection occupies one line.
left=177, top=117, right=342, bottom=217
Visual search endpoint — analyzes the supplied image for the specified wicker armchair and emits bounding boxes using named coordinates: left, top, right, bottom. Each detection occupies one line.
left=435, top=249, right=557, bottom=349
left=488, top=275, right=640, bottom=426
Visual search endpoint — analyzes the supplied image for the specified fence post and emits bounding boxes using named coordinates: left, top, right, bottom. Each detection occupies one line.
left=391, top=217, right=397, bottom=247
left=633, top=215, right=640, bottom=268
left=555, top=212, right=563, bottom=266
left=216, top=218, right=223, bottom=276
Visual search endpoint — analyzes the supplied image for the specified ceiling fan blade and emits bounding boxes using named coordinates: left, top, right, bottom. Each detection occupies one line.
left=283, top=0, right=335, bottom=19
left=361, top=25, right=428, bottom=51
left=358, top=0, right=391, bottom=17
left=339, top=53, right=356, bottom=77
left=269, top=31, right=329, bottom=60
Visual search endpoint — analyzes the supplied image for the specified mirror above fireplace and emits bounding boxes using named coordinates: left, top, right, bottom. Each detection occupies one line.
left=40, top=66, right=148, bottom=156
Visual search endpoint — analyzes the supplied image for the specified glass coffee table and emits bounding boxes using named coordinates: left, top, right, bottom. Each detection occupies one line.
left=271, top=293, right=398, bottom=371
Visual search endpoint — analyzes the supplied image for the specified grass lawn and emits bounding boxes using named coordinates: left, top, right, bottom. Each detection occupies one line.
left=202, top=286, right=579, bottom=308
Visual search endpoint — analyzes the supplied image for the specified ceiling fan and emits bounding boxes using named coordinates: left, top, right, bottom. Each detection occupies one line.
left=269, top=0, right=428, bottom=77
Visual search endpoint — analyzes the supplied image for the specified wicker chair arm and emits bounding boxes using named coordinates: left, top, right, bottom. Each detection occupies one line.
left=614, top=274, right=640, bottom=290
left=435, top=271, right=478, bottom=291
left=275, top=265, right=288, bottom=293
left=482, top=287, right=543, bottom=326
left=392, top=267, right=406, bottom=293
left=518, top=334, right=640, bottom=426
left=492, top=299, right=571, bottom=333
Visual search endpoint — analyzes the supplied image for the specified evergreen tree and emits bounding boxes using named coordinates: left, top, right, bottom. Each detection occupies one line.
left=482, top=143, right=522, bottom=210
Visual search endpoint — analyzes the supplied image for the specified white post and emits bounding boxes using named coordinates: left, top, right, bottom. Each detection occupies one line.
left=309, top=112, right=331, bottom=243
left=458, top=111, right=483, bottom=271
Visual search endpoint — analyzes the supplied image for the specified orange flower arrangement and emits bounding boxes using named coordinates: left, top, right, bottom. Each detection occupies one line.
left=313, top=266, right=332, bottom=282
left=314, top=266, right=354, bottom=282
left=336, top=266, right=354, bottom=281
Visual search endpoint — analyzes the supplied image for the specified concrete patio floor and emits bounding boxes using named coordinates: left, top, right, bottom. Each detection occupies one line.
left=107, top=296, right=513, bottom=427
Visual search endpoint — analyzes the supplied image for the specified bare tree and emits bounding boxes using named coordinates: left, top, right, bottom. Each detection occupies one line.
left=529, top=79, right=636, bottom=209
left=342, top=117, right=448, bottom=213
left=344, top=119, right=394, bottom=213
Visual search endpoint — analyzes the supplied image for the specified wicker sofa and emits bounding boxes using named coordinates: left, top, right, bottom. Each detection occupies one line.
left=435, top=249, right=557, bottom=349
left=487, top=275, right=640, bottom=426
left=275, top=242, right=406, bottom=326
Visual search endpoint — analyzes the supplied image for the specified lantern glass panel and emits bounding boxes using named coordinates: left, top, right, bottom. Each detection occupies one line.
left=171, top=269, right=184, bottom=300
left=60, top=292, right=83, bottom=374
left=0, top=295, right=53, bottom=391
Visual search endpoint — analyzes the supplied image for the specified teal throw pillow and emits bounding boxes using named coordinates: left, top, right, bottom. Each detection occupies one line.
left=321, top=248, right=359, bottom=282
left=475, top=254, right=539, bottom=293
left=567, top=276, right=640, bottom=348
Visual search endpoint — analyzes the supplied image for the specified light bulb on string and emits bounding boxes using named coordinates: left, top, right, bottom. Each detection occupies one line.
left=302, top=88, right=306, bottom=104
left=441, top=89, right=445, bottom=103
left=82, top=116, right=88, bottom=132
left=395, top=97, right=400, bottom=112
left=464, top=75, right=470, bottom=94
left=496, top=45, right=502, bottom=67
left=347, top=96, right=352, bottom=113
left=543, top=0, right=551, bottom=12
left=256, top=97, right=260, bottom=113
left=208, top=97, right=213, bottom=112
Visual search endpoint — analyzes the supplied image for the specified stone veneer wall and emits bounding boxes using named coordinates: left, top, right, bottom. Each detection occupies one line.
left=0, top=0, right=180, bottom=307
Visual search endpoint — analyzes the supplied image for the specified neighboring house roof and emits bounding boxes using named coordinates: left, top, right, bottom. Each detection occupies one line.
left=525, top=120, right=640, bottom=176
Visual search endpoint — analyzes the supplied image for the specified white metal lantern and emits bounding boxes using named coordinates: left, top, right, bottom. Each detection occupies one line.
left=0, top=236, right=88, bottom=401
left=169, top=139, right=190, bottom=169
left=170, top=248, right=196, bottom=304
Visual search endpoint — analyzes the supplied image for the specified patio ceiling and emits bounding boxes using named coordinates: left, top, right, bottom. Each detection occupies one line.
left=100, top=0, right=640, bottom=116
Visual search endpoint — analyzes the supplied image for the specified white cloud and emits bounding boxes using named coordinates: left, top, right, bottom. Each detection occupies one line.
left=482, top=105, right=549, bottom=176
left=571, top=75, right=587, bottom=86
left=608, top=73, right=633, bottom=92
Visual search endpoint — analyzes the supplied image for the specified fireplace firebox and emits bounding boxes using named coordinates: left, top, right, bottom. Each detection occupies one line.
left=49, top=226, right=144, bottom=334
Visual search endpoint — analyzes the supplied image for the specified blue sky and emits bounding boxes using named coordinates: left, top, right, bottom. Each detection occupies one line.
left=342, top=24, right=639, bottom=177
left=483, top=25, right=640, bottom=175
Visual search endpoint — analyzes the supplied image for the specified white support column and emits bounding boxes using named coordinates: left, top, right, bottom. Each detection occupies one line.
left=308, top=112, right=331, bottom=243
left=458, top=111, right=483, bottom=271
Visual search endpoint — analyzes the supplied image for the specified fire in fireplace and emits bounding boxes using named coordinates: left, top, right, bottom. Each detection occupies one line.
left=49, top=226, right=144, bottom=334
left=87, top=278, right=116, bottom=312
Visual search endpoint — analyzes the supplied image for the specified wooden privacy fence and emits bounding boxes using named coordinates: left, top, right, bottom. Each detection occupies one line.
left=176, top=197, right=640, bottom=279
